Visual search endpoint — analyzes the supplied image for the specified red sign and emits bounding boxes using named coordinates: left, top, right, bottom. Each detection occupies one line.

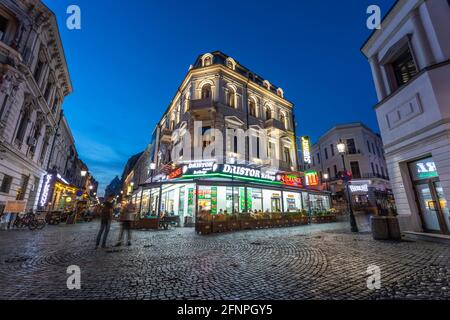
left=168, top=167, right=182, bottom=179
left=280, top=174, right=303, bottom=187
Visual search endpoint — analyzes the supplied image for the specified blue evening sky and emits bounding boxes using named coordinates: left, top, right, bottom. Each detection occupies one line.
left=45, top=0, right=394, bottom=195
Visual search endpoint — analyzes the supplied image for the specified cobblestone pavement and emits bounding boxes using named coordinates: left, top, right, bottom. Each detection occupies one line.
left=0, top=221, right=448, bottom=300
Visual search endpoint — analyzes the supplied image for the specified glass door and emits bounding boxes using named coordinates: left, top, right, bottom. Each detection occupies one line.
left=433, top=182, right=450, bottom=233
left=415, top=184, right=441, bottom=232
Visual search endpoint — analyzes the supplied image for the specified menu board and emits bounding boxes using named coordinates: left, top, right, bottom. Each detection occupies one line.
left=4, top=201, right=26, bottom=213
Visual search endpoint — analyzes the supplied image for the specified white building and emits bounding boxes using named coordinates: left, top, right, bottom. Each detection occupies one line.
left=0, top=0, right=73, bottom=212
left=362, top=0, right=450, bottom=235
left=308, top=123, right=391, bottom=213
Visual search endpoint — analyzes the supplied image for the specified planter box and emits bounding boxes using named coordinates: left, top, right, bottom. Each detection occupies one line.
left=311, top=215, right=337, bottom=224
left=387, top=216, right=401, bottom=241
left=255, top=219, right=266, bottom=229
left=132, top=219, right=159, bottom=230
left=240, top=220, right=256, bottom=230
left=228, top=220, right=241, bottom=231
left=212, top=221, right=228, bottom=233
left=196, top=221, right=212, bottom=235
left=264, top=219, right=273, bottom=228
left=371, top=216, right=389, bottom=240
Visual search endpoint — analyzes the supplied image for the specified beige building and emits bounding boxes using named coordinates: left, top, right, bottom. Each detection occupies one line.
left=0, top=0, right=91, bottom=213
left=129, top=52, right=330, bottom=226
left=362, top=0, right=450, bottom=235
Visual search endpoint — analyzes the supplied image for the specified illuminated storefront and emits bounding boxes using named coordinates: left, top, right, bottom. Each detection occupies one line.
left=38, top=171, right=88, bottom=212
left=133, top=161, right=331, bottom=228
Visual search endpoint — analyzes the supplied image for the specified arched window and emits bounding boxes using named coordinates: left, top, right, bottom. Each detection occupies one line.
left=265, top=108, right=272, bottom=120
left=228, top=89, right=236, bottom=108
left=249, top=99, right=256, bottom=117
left=201, top=84, right=211, bottom=99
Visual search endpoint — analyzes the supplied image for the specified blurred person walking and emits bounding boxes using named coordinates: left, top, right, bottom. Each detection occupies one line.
left=95, top=196, right=114, bottom=249
left=115, top=202, right=136, bottom=247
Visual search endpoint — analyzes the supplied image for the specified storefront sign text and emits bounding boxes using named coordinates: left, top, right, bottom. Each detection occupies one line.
left=301, top=136, right=311, bottom=164
left=222, top=164, right=276, bottom=181
left=349, top=184, right=369, bottom=193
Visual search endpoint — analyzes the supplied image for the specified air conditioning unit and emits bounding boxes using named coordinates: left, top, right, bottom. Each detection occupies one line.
left=27, top=136, right=37, bottom=147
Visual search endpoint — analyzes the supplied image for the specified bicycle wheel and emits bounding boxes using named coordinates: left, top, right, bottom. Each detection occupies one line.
left=28, top=220, right=38, bottom=231
left=36, top=220, right=46, bottom=230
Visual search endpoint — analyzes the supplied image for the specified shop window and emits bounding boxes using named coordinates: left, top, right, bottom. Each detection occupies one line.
left=0, top=174, right=13, bottom=193
left=248, top=188, right=263, bottom=213
left=283, top=192, right=302, bottom=213
left=0, top=16, right=8, bottom=42
left=262, top=189, right=282, bottom=213
left=350, top=161, right=361, bottom=179
left=391, top=47, right=418, bottom=87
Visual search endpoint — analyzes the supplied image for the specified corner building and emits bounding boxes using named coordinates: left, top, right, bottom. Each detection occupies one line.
left=131, top=52, right=331, bottom=228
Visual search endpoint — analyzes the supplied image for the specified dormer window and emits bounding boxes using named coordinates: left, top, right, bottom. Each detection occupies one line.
left=392, top=48, right=418, bottom=87
left=203, top=56, right=212, bottom=67
left=277, top=88, right=284, bottom=98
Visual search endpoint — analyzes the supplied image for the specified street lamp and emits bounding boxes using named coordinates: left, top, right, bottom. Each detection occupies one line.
left=323, top=173, right=329, bottom=191
left=337, top=141, right=359, bottom=233
left=80, top=170, right=87, bottom=177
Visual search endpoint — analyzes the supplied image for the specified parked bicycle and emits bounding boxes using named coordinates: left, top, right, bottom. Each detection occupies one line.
left=13, top=211, right=46, bottom=231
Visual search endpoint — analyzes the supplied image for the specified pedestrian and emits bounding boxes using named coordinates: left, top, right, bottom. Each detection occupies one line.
left=115, top=202, right=136, bottom=247
left=96, top=196, right=114, bottom=249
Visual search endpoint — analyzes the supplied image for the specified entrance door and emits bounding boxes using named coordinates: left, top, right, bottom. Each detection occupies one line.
left=271, top=197, right=281, bottom=212
left=415, top=184, right=442, bottom=233
left=434, top=182, right=450, bottom=233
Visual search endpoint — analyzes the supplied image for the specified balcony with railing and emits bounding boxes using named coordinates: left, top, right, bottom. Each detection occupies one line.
left=190, top=98, right=215, bottom=111
left=264, top=118, right=286, bottom=131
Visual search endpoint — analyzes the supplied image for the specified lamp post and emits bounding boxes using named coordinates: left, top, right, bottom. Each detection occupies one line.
left=323, top=173, right=329, bottom=192
left=337, top=141, right=359, bottom=233
left=149, top=162, right=156, bottom=183
left=230, top=157, right=236, bottom=214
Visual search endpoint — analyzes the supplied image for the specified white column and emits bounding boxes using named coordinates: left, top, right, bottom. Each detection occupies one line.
left=369, top=55, right=387, bottom=101
left=410, top=8, right=435, bottom=69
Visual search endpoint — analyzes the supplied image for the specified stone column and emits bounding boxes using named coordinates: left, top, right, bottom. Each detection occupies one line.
left=410, top=8, right=435, bottom=69
left=369, top=55, right=387, bottom=101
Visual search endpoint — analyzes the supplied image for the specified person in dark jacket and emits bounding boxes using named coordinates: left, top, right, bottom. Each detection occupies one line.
left=96, top=197, right=114, bottom=249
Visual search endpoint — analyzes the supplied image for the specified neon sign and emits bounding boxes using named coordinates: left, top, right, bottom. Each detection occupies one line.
left=222, top=164, right=276, bottom=181
left=168, top=167, right=183, bottom=179
left=39, top=174, right=55, bottom=208
left=349, top=184, right=369, bottom=193
left=301, top=136, right=311, bottom=164
left=279, top=173, right=303, bottom=187
left=182, top=161, right=218, bottom=175
left=304, top=170, right=319, bottom=186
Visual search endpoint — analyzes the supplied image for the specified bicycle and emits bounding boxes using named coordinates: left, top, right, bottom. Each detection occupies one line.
left=13, top=211, right=46, bottom=231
